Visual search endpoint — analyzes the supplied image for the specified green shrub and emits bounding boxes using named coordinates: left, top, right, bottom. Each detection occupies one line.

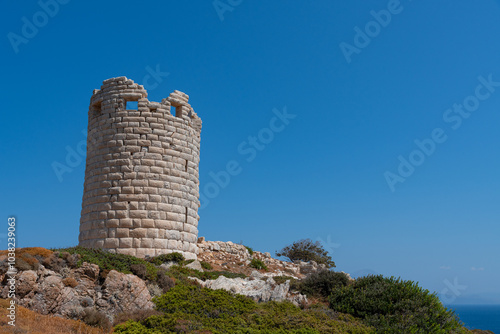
left=54, top=246, right=158, bottom=279
left=200, top=261, right=212, bottom=270
left=250, top=259, right=268, bottom=271
left=149, top=252, right=184, bottom=265
left=276, top=239, right=335, bottom=268
left=245, top=246, right=254, bottom=256
left=113, top=309, right=163, bottom=326
left=154, top=284, right=256, bottom=317
left=329, top=275, right=468, bottom=333
left=298, top=270, right=350, bottom=299
left=114, top=319, right=161, bottom=334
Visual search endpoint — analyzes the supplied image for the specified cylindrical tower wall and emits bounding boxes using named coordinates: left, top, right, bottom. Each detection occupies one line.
left=79, top=76, right=202, bottom=259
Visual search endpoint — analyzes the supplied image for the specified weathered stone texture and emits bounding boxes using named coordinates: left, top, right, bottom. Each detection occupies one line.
left=79, top=76, right=202, bottom=259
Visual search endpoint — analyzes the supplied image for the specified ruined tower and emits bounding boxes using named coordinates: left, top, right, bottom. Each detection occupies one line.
left=78, top=76, right=202, bottom=259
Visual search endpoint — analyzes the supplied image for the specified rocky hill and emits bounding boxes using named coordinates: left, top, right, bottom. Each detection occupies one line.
left=0, top=240, right=484, bottom=333
left=0, top=241, right=318, bottom=322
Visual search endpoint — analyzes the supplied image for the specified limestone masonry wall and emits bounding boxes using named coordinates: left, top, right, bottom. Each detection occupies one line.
left=79, top=76, right=202, bottom=259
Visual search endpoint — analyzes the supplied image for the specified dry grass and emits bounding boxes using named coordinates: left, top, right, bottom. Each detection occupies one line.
left=0, top=247, right=53, bottom=259
left=0, top=299, right=111, bottom=334
left=62, top=277, right=79, bottom=288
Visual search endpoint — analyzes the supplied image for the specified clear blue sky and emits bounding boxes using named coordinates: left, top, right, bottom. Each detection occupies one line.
left=1, top=1, right=499, bottom=304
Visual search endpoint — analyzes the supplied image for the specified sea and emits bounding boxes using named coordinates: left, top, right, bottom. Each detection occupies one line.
left=448, top=305, right=500, bottom=333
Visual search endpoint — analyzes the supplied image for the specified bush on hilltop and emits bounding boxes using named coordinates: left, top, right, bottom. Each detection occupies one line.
left=276, top=238, right=336, bottom=268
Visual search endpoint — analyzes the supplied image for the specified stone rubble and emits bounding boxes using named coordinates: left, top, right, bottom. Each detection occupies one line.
left=197, top=238, right=328, bottom=279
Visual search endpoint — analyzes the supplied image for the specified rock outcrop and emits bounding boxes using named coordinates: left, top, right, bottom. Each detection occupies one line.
left=0, top=262, right=153, bottom=322
left=190, top=270, right=307, bottom=306
left=0, top=240, right=331, bottom=324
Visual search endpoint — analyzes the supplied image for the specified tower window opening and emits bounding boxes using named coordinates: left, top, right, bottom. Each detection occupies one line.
left=126, top=101, right=138, bottom=110
left=172, top=105, right=183, bottom=118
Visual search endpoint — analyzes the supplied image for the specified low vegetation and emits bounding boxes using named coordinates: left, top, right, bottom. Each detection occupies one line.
left=148, top=252, right=185, bottom=265
left=62, top=277, right=79, bottom=288
left=80, top=307, right=112, bottom=331
left=114, top=284, right=373, bottom=333
left=165, top=264, right=247, bottom=282
left=200, top=260, right=212, bottom=270
left=245, top=245, right=254, bottom=255
left=249, top=258, right=268, bottom=271
left=55, top=246, right=159, bottom=279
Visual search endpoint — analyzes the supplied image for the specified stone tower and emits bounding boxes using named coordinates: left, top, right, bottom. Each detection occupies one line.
left=78, top=76, right=202, bottom=259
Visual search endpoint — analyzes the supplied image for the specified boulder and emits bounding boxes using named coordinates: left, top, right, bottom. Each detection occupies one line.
left=101, top=270, right=154, bottom=316
left=185, top=260, right=204, bottom=272
left=17, top=270, right=38, bottom=298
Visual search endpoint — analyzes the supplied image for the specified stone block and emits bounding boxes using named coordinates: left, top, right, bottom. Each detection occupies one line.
left=119, top=238, right=133, bottom=248
left=132, top=219, right=142, bottom=228
left=116, top=228, right=129, bottom=238
left=155, top=220, right=173, bottom=229
left=152, top=238, right=166, bottom=249
left=147, top=228, right=159, bottom=238
left=129, top=210, right=148, bottom=219
left=112, top=202, right=128, bottom=210
left=167, top=240, right=178, bottom=249
left=140, top=238, right=153, bottom=248
left=104, top=238, right=119, bottom=248
left=148, top=211, right=160, bottom=219
left=122, top=187, right=134, bottom=194
left=140, top=219, right=154, bottom=228
left=146, top=202, right=157, bottom=210
left=117, top=248, right=136, bottom=256
left=132, top=238, right=141, bottom=248
left=120, top=218, right=133, bottom=228
left=130, top=228, right=147, bottom=238
left=165, top=230, right=181, bottom=240
left=116, top=210, right=128, bottom=218
left=149, top=195, right=162, bottom=202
